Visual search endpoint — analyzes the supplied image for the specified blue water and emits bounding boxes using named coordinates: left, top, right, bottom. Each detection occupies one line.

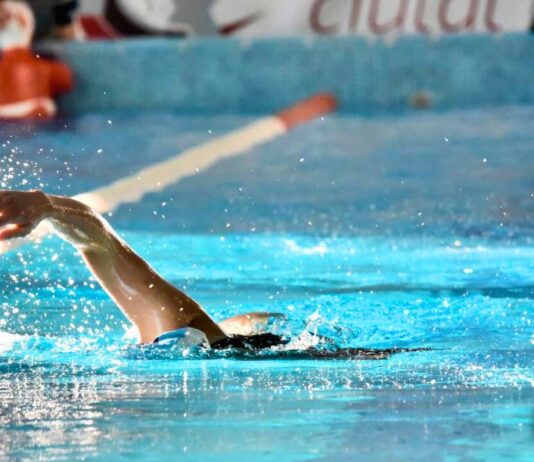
left=0, top=107, right=533, bottom=461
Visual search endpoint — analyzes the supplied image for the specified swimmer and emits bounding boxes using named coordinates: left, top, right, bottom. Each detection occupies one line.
left=0, top=190, right=426, bottom=359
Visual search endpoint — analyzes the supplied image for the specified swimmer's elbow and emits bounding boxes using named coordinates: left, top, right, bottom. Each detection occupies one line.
left=47, top=216, right=112, bottom=253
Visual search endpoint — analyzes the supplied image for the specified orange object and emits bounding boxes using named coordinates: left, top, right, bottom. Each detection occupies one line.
left=276, top=93, right=337, bottom=129
left=0, top=1, right=73, bottom=119
left=0, top=48, right=73, bottom=119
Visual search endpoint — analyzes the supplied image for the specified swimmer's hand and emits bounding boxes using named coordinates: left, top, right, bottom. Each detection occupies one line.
left=0, top=190, right=52, bottom=240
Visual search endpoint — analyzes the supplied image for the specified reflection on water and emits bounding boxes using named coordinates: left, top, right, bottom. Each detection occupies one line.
left=1, top=366, right=533, bottom=461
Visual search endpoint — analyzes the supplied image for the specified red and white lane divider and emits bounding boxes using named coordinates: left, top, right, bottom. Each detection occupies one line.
left=74, top=93, right=337, bottom=213
left=0, top=93, right=337, bottom=253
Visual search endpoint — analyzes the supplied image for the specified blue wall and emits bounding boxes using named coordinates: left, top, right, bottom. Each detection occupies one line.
left=53, top=34, right=534, bottom=114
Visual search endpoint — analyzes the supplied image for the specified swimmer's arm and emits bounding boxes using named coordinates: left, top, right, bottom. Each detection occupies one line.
left=0, top=190, right=227, bottom=344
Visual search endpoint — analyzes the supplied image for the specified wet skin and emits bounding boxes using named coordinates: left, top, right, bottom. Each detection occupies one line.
left=0, top=190, right=228, bottom=344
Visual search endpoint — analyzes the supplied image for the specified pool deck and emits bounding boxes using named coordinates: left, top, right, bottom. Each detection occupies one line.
left=48, top=33, right=534, bottom=115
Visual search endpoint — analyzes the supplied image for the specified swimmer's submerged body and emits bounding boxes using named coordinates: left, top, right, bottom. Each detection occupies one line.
left=0, top=190, right=427, bottom=359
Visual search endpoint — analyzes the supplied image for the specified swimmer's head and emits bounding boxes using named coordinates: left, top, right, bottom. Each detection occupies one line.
left=153, top=327, right=209, bottom=348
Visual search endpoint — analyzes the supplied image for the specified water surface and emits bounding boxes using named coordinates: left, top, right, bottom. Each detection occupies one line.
left=0, top=108, right=533, bottom=461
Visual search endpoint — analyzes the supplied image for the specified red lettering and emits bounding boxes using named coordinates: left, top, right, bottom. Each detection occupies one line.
left=310, top=0, right=339, bottom=35
left=368, top=0, right=410, bottom=35
left=350, top=0, right=364, bottom=31
left=485, top=0, right=502, bottom=32
left=415, top=0, right=430, bottom=34
left=439, top=0, right=480, bottom=33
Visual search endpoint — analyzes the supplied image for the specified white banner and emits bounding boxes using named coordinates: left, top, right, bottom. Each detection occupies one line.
left=78, top=0, right=533, bottom=39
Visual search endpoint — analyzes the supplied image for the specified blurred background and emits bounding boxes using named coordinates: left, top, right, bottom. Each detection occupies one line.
left=2, top=0, right=531, bottom=235
left=23, top=0, right=534, bottom=41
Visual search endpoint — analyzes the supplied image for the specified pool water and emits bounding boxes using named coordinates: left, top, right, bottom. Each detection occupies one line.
left=0, top=107, right=533, bottom=461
